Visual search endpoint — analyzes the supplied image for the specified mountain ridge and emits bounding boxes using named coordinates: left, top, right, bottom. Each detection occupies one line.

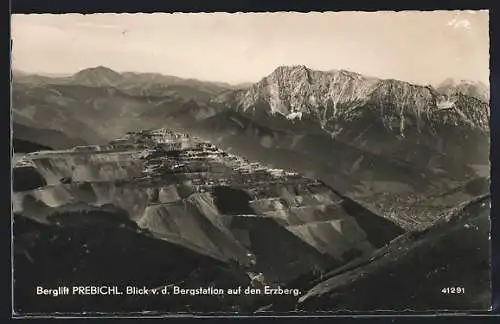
left=223, top=65, right=489, bottom=135
left=13, top=65, right=490, bottom=101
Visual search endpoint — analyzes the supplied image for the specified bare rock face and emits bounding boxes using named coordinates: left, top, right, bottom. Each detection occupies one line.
left=237, top=66, right=379, bottom=124
left=230, top=66, right=490, bottom=136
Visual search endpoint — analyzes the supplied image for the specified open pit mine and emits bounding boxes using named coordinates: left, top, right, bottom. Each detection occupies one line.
left=12, top=128, right=490, bottom=314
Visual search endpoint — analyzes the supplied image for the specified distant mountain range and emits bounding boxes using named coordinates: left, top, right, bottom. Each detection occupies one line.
left=13, top=66, right=249, bottom=98
left=11, top=65, right=490, bottom=227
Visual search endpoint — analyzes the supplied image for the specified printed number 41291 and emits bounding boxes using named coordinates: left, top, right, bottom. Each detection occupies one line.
left=441, top=287, right=465, bottom=294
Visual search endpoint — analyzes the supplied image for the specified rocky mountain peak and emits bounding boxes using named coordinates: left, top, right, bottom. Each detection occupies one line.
left=232, top=65, right=489, bottom=134
left=436, top=78, right=490, bottom=103
left=271, top=64, right=309, bottom=74
left=239, top=66, right=379, bottom=118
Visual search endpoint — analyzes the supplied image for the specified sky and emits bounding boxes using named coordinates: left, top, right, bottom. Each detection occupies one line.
left=11, top=11, right=490, bottom=86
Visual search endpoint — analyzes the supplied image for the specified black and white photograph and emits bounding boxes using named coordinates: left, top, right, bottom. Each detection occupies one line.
left=10, top=11, right=492, bottom=315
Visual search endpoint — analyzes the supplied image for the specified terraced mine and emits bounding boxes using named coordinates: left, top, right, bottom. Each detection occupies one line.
left=13, top=128, right=404, bottom=314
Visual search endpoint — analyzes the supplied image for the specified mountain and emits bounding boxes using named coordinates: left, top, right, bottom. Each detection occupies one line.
left=117, top=72, right=232, bottom=100
left=11, top=65, right=229, bottom=143
left=12, top=122, right=87, bottom=152
left=13, top=128, right=404, bottom=313
left=436, top=78, right=490, bottom=103
left=13, top=139, right=52, bottom=153
left=12, top=72, right=71, bottom=86
left=72, top=66, right=125, bottom=87
left=11, top=65, right=490, bottom=230
left=156, top=66, right=489, bottom=228
left=225, top=65, right=489, bottom=167
left=296, top=194, right=491, bottom=311
left=10, top=66, right=242, bottom=150
left=13, top=66, right=235, bottom=100
left=225, top=66, right=489, bottom=133
left=11, top=81, right=153, bottom=144
left=12, top=69, right=28, bottom=78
